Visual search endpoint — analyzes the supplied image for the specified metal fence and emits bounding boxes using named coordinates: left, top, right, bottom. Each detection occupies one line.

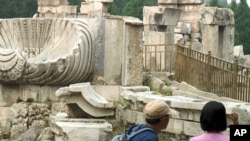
left=143, top=43, right=250, bottom=102
left=143, top=44, right=175, bottom=73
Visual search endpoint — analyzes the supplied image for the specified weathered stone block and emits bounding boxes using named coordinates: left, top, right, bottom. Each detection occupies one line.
left=124, top=109, right=139, bottom=124
left=80, top=2, right=93, bottom=14
left=191, top=32, right=201, bottom=39
left=86, top=0, right=113, bottom=2
left=158, top=0, right=203, bottom=4
left=22, top=85, right=40, bottom=102
left=202, top=7, right=234, bottom=26
left=92, top=85, right=121, bottom=102
left=165, top=118, right=184, bottom=134
left=38, top=6, right=57, bottom=13
left=104, top=16, right=143, bottom=85
left=0, top=107, right=13, bottom=118
left=143, top=7, right=181, bottom=25
left=183, top=120, right=202, bottom=136
left=174, top=27, right=182, bottom=33
left=0, top=84, right=20, bottom=106
left=158, top=0, right=178, bottom=4
left=234, top=45, right=244, bottom=57
left=180, top=11, right=202, bottom=22
left=144, top=31, right=165, bottom=44
left=57, top=5, right=77, bottom=13
left=38, top=0, right=68, bottom=6
left=56, top=83, right=114, bottom=117
left=52, top=118, right=112, bottom=141
left=0, top=117, right=12, bottom=137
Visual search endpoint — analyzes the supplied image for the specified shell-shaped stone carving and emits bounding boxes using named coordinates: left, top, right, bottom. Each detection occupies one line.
left=0, top=48, right=26, bottom=81
left=0, top=18, right=94, bottom=85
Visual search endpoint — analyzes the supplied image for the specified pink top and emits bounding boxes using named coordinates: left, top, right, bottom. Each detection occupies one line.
left=189, top=132, right=229, bottom=141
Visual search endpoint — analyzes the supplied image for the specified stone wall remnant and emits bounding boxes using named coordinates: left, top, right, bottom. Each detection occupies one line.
left=104, top=16, right=144, bottom=85
left=37, top=0, right=77, bottom=18
left=79, top=0, right=113, bottom=18
left=201, top=7, right=234, bottom=61
left=143, top=0, right=235, bottom=72
left=117, top=87, right=250, bottom=139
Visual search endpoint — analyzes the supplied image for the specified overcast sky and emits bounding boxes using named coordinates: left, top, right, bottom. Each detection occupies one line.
left=227, top=0, right=250, bottom=5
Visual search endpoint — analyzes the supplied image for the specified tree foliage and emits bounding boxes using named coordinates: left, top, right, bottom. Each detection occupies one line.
left=206, top=0, right=228, bottom=7
left=0, top=0, right=37, bottom=18
left=108, top=0, right=157, bottom=19
left=68, top=0, right=82, bottom=13
left=122, top=0, right=157, bottom=19
left=108, top=0, right=129, bottom=16
left=231, top=0, right=250, bottom=54
left=209, top=0, right=221, bottom=7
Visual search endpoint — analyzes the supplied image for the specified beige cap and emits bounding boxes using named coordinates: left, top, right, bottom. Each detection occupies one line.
left=144, top=100, right=179, bottom=119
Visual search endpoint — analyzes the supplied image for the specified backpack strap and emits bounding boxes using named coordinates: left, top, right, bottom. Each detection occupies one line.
left=125, top=126, right=155, bottom=141
left=111, top=134, right=124, bottom=141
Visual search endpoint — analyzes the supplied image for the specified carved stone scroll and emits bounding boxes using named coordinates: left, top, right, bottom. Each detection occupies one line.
left=0, top=18, right=94, bottom=85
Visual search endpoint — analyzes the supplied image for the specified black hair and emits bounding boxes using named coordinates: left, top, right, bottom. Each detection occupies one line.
left=200, top=101, right=227, bottom=132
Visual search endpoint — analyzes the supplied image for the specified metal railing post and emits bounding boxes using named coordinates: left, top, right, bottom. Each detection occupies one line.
left=232, top=57, right=238, bottom=99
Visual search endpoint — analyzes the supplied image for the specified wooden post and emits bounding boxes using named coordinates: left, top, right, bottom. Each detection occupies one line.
left=232, top=57, right=238, bottom=99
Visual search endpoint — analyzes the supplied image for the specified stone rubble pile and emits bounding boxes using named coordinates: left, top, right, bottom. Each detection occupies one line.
left=0, top=102, right=52, bottom=141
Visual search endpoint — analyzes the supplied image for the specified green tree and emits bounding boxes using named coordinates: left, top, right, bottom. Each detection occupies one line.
left=121, top=0, right=157, bottom=19
left=230, top=0, right=239, bottom=47
left=108, top=0, right=129, bottom=15
left=25, top=0, right=38, bottom=17
left=232, top=0, right=250, bottom=54
left=229, top=0, right=238, bottom=11
left=209, top=0, right=220, bottom=7
left=206, top=0, right=228, bottom=7
left=68, top=0, right=82, bottom=13
left=0, top=0, right=37, bottom=18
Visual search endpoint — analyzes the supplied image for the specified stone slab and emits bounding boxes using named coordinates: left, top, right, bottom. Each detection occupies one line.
left=52, top=118, right=112, bottom=141
left=38, top=0, right=68, bottom=6
left=143, top=7, right=181, bottom=25
left=86, top=0, right=113, bottom=2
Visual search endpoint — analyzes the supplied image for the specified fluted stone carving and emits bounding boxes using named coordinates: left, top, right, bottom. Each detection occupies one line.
left=0, top=48, right=26, bottom=81
left=0, top=18, right=94, bottom=85
left=56, top=82, right=114, bottom=117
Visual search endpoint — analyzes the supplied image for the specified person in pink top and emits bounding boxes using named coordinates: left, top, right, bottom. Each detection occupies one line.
left=189, top=101, right=238, bottom=141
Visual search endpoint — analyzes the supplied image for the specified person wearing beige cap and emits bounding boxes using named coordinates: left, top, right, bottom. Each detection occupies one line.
left=122, top=100, right=179, bottom=141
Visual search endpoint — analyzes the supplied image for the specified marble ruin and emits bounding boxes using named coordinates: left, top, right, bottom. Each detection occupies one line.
left=143, top=0, right=235, bottom=72
left=0, top=0, right=249, bottom=141
left=38, top=0, right=76, bottom=18
left=0, top=18, right=94, bottom=85
left=55, top=83, right=114, bottom=117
